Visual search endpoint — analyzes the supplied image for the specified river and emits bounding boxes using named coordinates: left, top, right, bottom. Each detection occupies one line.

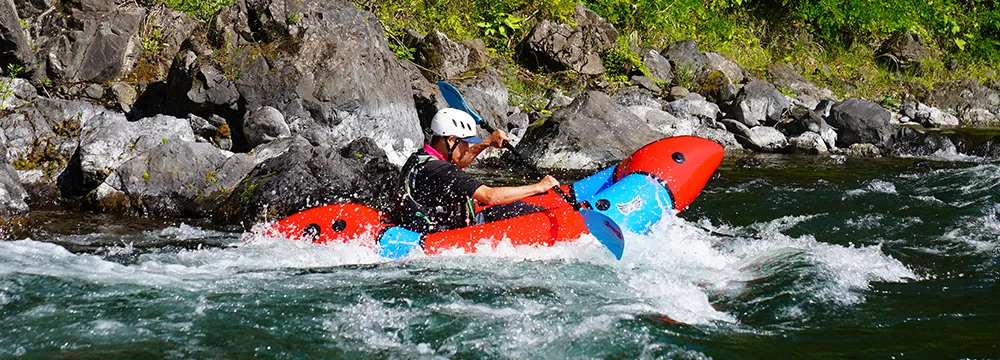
left=1, top=154, right=997, bottom=358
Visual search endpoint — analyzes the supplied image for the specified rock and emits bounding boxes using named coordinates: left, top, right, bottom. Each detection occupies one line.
left=827, top=98, right=893, bottom=148
left=85, top=84, right=105, bottom=99
left=929, top=79, right=1000, bottom=126
left=142, top=5, right=202, bottom=60
left=641, top=49, right=672, bottom=84
left=519, top=4, right=618, bottom=75
left=662, top=40, right=702, bottom=75
left=611, top=86, right=662, bottom=108
left=779, top=105, right=838, bottom=150
left=664, top=96, right=722, bottom=124
left=13, top=0, right=57, bottom=19
left=415, top=30, right=477, bottom=80
left=668, top=86, right=690, bottom=101
left=449, top=69, right=510, bottom=138
left=0, top=77, right=34, bottom=109
left=110, top=82, right=137, bottom=113
left=90, top=140, right=255, bottom=217
left=743, top=126, right=788, bottom=152
left=693, top=126, right=742, bottom=151
left=788, top=132, right=829, bottom=155
left=731, top=80, right=790, bottom=127
left=398, top=59, right=444, bottom=138
left=74, top=113, right=194, bottom=191
left=696, top=70, right=738, bottom=103
left=631, top=75, right=662, bottom=93
left=35, top=1, right=146, bottom=84
left=0, top=133, right=28, bottom=219
left=0, top=0, right=37, bottom=80
left=211, top=0, right=422, bottom=163
left=877, top=31, right=929, bottom=71
left=840, top=143, right=882, bottom=157
left=519, top=91, right=661, bottom=170
left=221, top=137, right=400, bottom=225
left=546, top=94, right=575, bottom=110
left=243, top=106, right=290, bottom=147
left=699, top=52, right=744, bottom=85
left=768, top=63, right=836, bottom=100
left=914, top=103, right=959, bottom=128
left=890, top=128, right=957, bottom=157
left=164, top=58, right=240, bottom=119
left=628, top=105, right=694, bottom=137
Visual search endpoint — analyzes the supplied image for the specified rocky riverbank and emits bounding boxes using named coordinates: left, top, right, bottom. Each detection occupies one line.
left=2, top=0, right=999, bottom=232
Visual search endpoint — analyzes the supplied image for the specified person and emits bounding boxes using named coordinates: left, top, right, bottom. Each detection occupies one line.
left=396, top=108, right=559, bottom=233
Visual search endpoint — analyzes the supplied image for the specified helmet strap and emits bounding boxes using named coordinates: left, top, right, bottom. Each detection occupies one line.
left=446, top=136, right=460, bottom=163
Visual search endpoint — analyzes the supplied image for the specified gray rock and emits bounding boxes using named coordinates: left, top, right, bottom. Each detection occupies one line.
left=827, top=98, right=893, bottom=148
left=662, top=40, right=702, bottom=75
left=768, top=63, right=836, bottom=101
left=415, top=30, right=476, bottom=80
left=110, top=82, right=137, bottom=113
left=877, top=31, right=929, bottom=70
left=611, top=86, right=662, bottom=108
left=519, top=4, right=618, bottom=75
left=0, top=77, right=34, bottom=109
left=631, top=75, right=662, bottom=93
left=914, top=103, right=959, bottom=128
left=36, top=2, right=146, bottom=84
left=221, top=137, right=400, bottom=225
left=814, top=99, right=835, bottom=118
left=0, top=133, right=28, bottom=218
left=76, top=113, right=194, bottom=188
left=890, top=129, right=957, bottom=157
left=520, top=91, right=661, bottom=170
left=664, top=96, right=722, bottom=124
left=85, top=84, right=104, bottom=99
left=546, top=94, right=575, bottom=110
left=731, top=80, right=790, bottom=127
left=696, top=70, right=738, bottom=103
left=700, top=52, right=744, bottom=85
left=641, top=49, right=672, bottom=84
left=693, top=126, right=741, bottom=151
left=789, top=132, right=829, bottom=155
left=0, top=0, right=37, bottom=80
left=839, top=143, right=882, bottom=157
left=449, top=69, right=510, bottom=138
left=929, top=79, right=1000, bottom=126
left=243, top=106, right=290, bottom=147
left=13, top=0, right=57, bottom=19
left=741, top=126, right=788, bottom=152
left=668, top=86, right=690, bottom=101
left=91, top=140, right=254, bottom=217
left=628, top=105, right=694, bottom=137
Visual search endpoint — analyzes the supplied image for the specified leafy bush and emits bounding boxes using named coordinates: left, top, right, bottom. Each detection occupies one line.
left=160, top=0, right=235, bottom=21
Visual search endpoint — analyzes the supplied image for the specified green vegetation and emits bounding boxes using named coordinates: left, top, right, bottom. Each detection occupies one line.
left=140, top=28, right=165, bottom=54
left=0, top=64, right=24, bottom=110
left=160, top=0, right=235, bottom=21
left=358, top=0, right=1000, bottom=107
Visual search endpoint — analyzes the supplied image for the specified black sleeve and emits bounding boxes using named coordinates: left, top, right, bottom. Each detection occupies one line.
left=419, top=161, right=483, bottom=200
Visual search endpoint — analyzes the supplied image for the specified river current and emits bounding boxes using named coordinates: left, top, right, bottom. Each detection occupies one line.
left=1, top=154, right=997, bottom=358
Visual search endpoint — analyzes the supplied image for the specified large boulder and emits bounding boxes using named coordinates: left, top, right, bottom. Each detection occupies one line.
left=414, top=30, right=487, bottom=81
left=928, top=79, right=1000, bottom=127
left=220, top=137, right=400, bottom=225
left=826, top=98, right=893, bottom=148
left=0, top=0, right=37, bottom=80
left=664, top=95, right=722, bottom=124
left=35, top=0, right=146, bottom=84
left=720, top=120, right=787, bottom=152
left=730, top=80, right=790, bottom=127
left=519, top=91, right=661, bottom=170
left=0, top=132, right=28, bottom=220
left=662, top=40, right=702, bottom=75
left=641, top=49, right=672, bottom=84
left=788, top=132, right=829, bottom=155
left=90, top=140, right=254, bottom=217
left=627, top=106, right=696, bottom=137
left=73, top=113, right=194, bottom=192
left=519, top=4, right=618, bottom=75
left=449, top=69, right=511, bottom=140
left=243, top=106, right=290, bottom=148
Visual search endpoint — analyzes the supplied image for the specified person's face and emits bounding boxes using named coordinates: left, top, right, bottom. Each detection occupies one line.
left=448, top=137, right=470, bottom=163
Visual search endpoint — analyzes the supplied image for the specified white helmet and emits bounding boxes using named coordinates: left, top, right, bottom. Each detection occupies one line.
left=430, top=108, right=483, bottom=144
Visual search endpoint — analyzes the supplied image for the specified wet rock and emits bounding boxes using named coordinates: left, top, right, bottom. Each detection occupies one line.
left=520, top=91, right=661, bottom=170
left=839, top=143, right=882, bottom=157
left=827, top=98, right=893, bottom=148
left=519, top=4, right=618, bottom=75
left=90, top=140, right=253, bottom=217
left=779, top=105, right=839, bottom=150
left=0, top=133, right=28, bottom=219
left=721, top=120, right=787, bottom=152
left=221, top=137, right=400, bottom=225
left=0, top=0, right=37, bottom=80
left=243, top=106, right=290, bottom=148
left=731, top=80, right=790, bottom=127
left=641, top=49, right=672, bottom=84
left=877, top=31, right=929, bottom=71
left=75, top=113, right=194, bottom=191
left=788, top=131, right=829, bottom=155
left=890, top=128, right=957, bottom=157
left=913, top=103, right=959, bottom=128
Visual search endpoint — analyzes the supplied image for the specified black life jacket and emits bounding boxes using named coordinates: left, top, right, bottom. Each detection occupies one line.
left=395, top=151, right=476, bottom=234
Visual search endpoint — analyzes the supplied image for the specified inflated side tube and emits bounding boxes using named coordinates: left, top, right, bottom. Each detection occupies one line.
left=378, top=227, right=424, bottom=259
left=614, top=136, right=724, bottom=212
left=587, top=173, right=674, bottom=235
left=572, top=165, right=617, bottom=203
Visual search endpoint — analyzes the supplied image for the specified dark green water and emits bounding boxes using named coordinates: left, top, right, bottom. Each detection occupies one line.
left=1, top=155, right=997, bottom=359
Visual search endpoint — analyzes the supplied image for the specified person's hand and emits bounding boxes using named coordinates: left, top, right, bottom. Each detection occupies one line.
left=485, top=130, right=512, bottom=149
left=535, top=175, right=560, bottom=193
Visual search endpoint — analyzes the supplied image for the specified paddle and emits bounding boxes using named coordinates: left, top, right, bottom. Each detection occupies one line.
left=437, top=80, right=625, bottom=259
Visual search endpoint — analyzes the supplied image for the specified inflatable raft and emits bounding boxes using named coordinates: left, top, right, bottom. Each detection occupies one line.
left=264, top=136, right=724, bottom=259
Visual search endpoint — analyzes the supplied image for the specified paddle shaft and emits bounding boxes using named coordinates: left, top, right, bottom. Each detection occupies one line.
left=478, top=121, right=581, bottom=210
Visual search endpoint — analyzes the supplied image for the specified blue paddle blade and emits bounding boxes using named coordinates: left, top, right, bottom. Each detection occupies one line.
left=581, top=208, right=625, bottom=260
left=437, top=80, right=483, bottom=123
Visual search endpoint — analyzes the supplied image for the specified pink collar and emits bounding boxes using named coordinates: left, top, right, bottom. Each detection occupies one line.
left=423, top=144, right=447, bottom=161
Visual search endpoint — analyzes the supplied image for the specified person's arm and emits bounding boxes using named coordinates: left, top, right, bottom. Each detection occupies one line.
left=472, top=176, right=559, bottom=205
left=455, top=130, right=511, bottom=168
